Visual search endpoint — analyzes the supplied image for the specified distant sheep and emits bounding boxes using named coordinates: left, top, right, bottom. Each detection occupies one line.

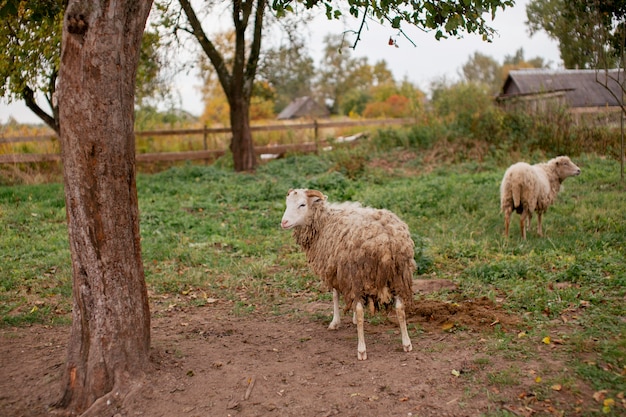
left=281, top=189, right=415, bottom=360
left=500, top=156, right=581, bottom=239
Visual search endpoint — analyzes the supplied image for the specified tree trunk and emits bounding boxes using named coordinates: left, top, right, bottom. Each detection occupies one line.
left=55, top=1, right=153, bottom=414
left=229, top=95, right=257, bottom=172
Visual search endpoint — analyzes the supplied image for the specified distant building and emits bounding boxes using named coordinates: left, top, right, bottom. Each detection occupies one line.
left=497, top=69, right=624, bottom=125
left=277, top=96, right=330, bottom=120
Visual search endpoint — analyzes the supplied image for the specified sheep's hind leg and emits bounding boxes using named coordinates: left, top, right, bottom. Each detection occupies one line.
left=328, top=289, right=341, bottom=330
left=355, top=301, right=367, bottom=360
left=519, top=211, right=527, bottom=239
left=504, top=207, right=512, bottom=237
left=395, top=296, right=413, bottom=352
left=536, top=212, right=544, bottom=236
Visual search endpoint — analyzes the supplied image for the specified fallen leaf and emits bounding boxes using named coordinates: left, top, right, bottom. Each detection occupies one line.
left=551, top=384, right=562, bottom=391
left=441, top=322, right=454, bottom=331
left=542, top=336, right=551, bottom=345
left=535, top=376, right=542, bottom=383
left=593, top=390, right=608, bottom=403
left=451, top=369, right=461, bottom=377
left=517, top=331, right=526, bottom=338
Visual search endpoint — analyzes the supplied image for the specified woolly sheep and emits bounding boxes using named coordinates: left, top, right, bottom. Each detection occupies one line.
left=281, top=188, right=416, bottom=360
left=500, top=156, right=581, bottom=239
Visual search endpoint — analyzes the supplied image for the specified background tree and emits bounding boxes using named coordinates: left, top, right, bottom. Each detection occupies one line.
left=0, top=0, right=63, bottom=132
left=0, top=0, right=167, bottom=133
left=527, top=0, right=625, bottom=178
left=460, top=48, right=548, bottom=94
left=316, top=34, right=374, bottom=114
left=173, top=0, right=267, bottom=172
left=257, top=39, right=316, bottom=113
left=54, top=0, right=153, bottom=414
left=198, top=30, right=276, bottom=125
left=460, top=52, right=502, bottom=95
left=526, top=0, right=624, bottom=69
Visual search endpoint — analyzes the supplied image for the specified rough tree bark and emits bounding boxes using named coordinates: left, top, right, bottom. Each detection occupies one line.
left=55, top=0, right=153, bottom=414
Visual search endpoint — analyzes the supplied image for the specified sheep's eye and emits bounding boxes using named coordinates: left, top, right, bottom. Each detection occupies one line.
left=298, top=203, right=306, bottom=208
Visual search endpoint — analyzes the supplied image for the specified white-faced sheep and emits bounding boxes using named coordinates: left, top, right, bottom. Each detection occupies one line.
left=281, top=188, right=416, bottom=360
left=500, top=156, right=581, bottom=239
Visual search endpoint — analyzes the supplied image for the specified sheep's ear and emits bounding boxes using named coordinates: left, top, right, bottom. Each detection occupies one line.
left=306, top=189, right=325, bottom=201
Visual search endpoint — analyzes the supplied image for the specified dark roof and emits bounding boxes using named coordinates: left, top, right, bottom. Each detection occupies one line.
left=277, top=96, right=329, bottom=120
left=500, top=69, right=624, bottom=107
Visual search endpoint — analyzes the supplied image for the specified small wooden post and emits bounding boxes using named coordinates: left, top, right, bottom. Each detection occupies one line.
left=314, top=119, right=319, bottom=154
left=203, top=125, right=208, bottom=165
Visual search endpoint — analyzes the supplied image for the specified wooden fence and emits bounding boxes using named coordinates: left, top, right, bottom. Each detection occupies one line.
left=0, top=118, right=414, bottom=164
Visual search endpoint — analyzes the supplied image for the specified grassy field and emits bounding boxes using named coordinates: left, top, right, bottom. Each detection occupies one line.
left=1, top=135, right=625, bottom=413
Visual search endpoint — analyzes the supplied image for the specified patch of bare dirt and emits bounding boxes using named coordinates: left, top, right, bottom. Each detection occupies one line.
left=1, top=280, right=599, bottom=417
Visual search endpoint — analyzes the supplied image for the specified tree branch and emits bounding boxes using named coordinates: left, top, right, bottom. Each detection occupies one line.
left=244, top=0, right=266, bottom=97
left=178, top=0, right=232, bottom=93
left=23, top=86, right=59, bottom=134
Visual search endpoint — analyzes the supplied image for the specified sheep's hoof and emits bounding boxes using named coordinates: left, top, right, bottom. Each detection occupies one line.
left=403, top=343, right=413, bottom=352
left=357, top=350, right=368, bottom=361
left=328, top=321, right=340, bottom=330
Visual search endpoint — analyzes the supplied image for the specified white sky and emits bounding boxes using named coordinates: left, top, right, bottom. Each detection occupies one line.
left=0, top=0, right=561, bottom=125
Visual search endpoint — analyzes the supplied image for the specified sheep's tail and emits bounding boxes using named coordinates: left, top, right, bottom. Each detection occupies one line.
left=511, top=182, right=523, bottom=213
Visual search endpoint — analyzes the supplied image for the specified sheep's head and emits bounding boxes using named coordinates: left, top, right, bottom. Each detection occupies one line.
left=280, top=188, right=327, bottom=230
left=552, top=156, right=581, bottom=181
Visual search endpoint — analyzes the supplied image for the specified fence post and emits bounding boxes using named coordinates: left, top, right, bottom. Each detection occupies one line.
left=314, top=119, right=319, bottom=153
left=203, top=125, right=208, bottom=165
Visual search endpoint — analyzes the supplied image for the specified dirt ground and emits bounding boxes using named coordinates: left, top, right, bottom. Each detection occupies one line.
left=0, top=280, right=604, bottom=417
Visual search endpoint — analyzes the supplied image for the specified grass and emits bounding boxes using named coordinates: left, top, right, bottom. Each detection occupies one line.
left=1, top=135, right=625, bottom=414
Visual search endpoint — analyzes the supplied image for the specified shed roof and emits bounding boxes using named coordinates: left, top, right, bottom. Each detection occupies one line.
left=277, top=96, right=329, bottom=120
left=500, top=69, right=624, bottom=108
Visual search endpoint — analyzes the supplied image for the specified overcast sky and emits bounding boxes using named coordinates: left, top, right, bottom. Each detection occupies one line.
left=0, top=0, right=561, bottom=125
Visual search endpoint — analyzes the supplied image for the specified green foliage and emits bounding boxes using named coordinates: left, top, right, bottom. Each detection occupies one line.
left=0, top=1, right=170, bottom=129
left=273, top=0, right=515, bottom=43
left=431, top=81, right=494, bottom=136
left=526, top=0, right=625, bottom=69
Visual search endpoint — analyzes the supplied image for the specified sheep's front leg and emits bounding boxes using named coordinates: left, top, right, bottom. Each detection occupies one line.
left=328, top=288, right=341, bottom=330
left=355, top=301, right=367, bottom=360
left=536, top=212, right=544, bottom=236
left=395, top=296, right=413, bottom=352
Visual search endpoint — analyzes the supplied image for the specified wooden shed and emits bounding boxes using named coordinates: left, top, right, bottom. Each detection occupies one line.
left=497, top=69, right=624, bottom=125
left=277, top=96, right=330, bottom=120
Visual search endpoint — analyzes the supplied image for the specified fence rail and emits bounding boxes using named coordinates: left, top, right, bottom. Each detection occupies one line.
left=0, top=118, right=414, bottom=164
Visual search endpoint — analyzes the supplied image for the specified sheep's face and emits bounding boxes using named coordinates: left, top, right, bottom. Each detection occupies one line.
left=554, top=156, right=581, bottom=180
left=281, top=188, right=326, bottom=230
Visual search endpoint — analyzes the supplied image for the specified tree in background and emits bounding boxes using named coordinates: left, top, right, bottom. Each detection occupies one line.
left=460, top=48, right=548, bottom=94
left=460, top=52, right=502, bottom=95
left=0, top=0, right=168, bottom=133
left=526, top=0, right=625, bottom=69
left=172, top=0, right=267, bottom=172
left=257, top=39, right=316, bottom=113
left=55, top=0, right=153, bottom=414
left=0, top=0, right=62, bottom=132
left=197, top=30, right=277, bottom=125
left=527, top=0, right=625, bottom=178
left=315, top=34, right=370, bottom=114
